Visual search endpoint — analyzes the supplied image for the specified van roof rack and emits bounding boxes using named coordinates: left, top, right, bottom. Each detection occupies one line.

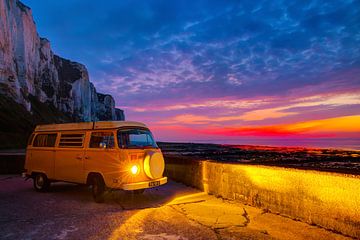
left=34, top=121, right=147, bottom=132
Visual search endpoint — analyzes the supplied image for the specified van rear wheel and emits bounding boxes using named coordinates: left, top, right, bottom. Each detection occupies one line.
left=92, top=176, right=105, bottom=203
left=33, top=173, right=50, bottom=192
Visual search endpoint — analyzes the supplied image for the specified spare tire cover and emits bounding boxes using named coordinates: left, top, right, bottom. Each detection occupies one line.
left=144, top=151, right=165, bottom=179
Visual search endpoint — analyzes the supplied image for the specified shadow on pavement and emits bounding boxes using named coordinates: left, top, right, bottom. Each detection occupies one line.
left=48, top=179, right=202, bottom=210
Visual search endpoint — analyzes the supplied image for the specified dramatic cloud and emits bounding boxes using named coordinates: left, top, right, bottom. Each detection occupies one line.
left=23, top=0, right=360, bottom=145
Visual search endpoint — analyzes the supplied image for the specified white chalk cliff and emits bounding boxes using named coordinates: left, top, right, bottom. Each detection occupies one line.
left=0, top=0, right=124, bottom=121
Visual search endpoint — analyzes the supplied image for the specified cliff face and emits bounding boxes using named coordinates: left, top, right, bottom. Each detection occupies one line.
left=0, top=0, right=124, bottom=122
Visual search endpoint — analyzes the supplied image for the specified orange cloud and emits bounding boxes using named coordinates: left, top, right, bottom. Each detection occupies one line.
left=138, top=92, right=360, bottom=125
left=159, top=114, right=211, bottom=125
left=285, top=115, right=360, bottom=133
left=235, top=93, right=360, bottom=121
left=128, top=92, right=360, bottom=115
left=220, top=115, right=360, bottom=136
left=240, top=107, right=297, bottom=121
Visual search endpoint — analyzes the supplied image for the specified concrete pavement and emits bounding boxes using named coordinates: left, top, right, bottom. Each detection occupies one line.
left=0, top=175, right=351, bottom=239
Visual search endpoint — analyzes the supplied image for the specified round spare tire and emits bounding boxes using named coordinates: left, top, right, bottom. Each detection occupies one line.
left=144, top=151, right=165, bottom=179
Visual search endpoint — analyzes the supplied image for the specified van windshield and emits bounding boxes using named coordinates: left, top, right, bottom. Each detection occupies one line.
left=117, top=129, right=158, bottom=149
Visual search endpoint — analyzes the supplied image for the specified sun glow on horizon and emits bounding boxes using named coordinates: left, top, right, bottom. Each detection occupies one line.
left=148, top=115, right=360, bottom=141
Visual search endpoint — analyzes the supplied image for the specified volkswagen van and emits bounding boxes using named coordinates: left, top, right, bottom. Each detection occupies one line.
left=23, top=121, right=167, bottom=202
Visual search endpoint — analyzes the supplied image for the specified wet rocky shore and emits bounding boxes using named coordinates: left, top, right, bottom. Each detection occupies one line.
left=158, top=142, right=360, bottom=175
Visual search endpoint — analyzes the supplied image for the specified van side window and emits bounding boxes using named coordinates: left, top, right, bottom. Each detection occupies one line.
left=59, top=134, right=84, bottom=148
left=89, top=132, right=115, bottom=148
left=33, top=134, right=57, bottom=147
left=27, top=134, right=35, bottom=146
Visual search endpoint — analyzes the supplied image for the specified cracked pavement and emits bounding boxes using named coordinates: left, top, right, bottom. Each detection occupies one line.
left=0, top=175, right=351, bottom=240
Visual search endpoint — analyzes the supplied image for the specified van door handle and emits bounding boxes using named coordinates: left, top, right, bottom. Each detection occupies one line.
left=84, top=156, right=90, bottom=160
left=76, top=156, right=82, bottom=160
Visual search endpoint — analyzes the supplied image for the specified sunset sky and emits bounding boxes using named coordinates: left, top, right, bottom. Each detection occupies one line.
left=23, top=0, right=360, bottom=146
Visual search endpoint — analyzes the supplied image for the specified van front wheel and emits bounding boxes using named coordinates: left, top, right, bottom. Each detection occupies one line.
left=33, top=173, right=50, bottom=192
left=92, top=176, right=105, bottom=203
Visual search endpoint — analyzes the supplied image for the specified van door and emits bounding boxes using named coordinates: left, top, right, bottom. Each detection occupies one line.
left=30, top=133, right=57, bottom=178
left=85, top=131, right=120, bottom=186
left=54, top=132, right=86, bottom=183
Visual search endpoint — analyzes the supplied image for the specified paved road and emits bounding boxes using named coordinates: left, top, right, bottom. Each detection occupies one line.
left=0, top=175, right=350, bottom=240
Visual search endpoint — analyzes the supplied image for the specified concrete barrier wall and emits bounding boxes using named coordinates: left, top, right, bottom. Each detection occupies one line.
left=165, top=156, right=360, bottom=238
left=0, top=154, right=25, bottom=174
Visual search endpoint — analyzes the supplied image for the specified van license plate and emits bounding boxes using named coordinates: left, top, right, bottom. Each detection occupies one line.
left=149, top=181, right=160, bottom=187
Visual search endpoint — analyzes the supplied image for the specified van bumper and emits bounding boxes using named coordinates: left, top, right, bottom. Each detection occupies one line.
left=22, top=172, right=32, bottom=180
left=121, top=177, right=167, bottom=190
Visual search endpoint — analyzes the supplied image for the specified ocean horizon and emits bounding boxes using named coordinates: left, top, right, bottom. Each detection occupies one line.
left=164, top=138, right=360, bottom=151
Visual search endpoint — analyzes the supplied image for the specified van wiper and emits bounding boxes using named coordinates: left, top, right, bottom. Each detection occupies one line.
left=143, top=146, right=156, bottom=149
left=125, top=145, right=156, bottom=149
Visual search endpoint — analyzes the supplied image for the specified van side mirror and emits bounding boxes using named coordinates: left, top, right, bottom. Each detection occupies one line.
left=99, top=142, right=107, bottom=149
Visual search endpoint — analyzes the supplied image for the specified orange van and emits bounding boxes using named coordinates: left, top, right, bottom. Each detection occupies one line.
left=23, top=121, right=167, bottom=202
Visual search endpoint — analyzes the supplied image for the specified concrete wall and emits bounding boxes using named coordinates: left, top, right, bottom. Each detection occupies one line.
left=0, top=153, right=25, bottom=174
left=165, top=156, right=360, bottom=238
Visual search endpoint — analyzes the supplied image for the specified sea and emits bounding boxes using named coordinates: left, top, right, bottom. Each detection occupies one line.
left=185, top=138, right=360, bottom=150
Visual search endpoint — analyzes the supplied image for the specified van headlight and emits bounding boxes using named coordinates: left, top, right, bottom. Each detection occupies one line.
left=130, top=165, right=139, bottom=175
